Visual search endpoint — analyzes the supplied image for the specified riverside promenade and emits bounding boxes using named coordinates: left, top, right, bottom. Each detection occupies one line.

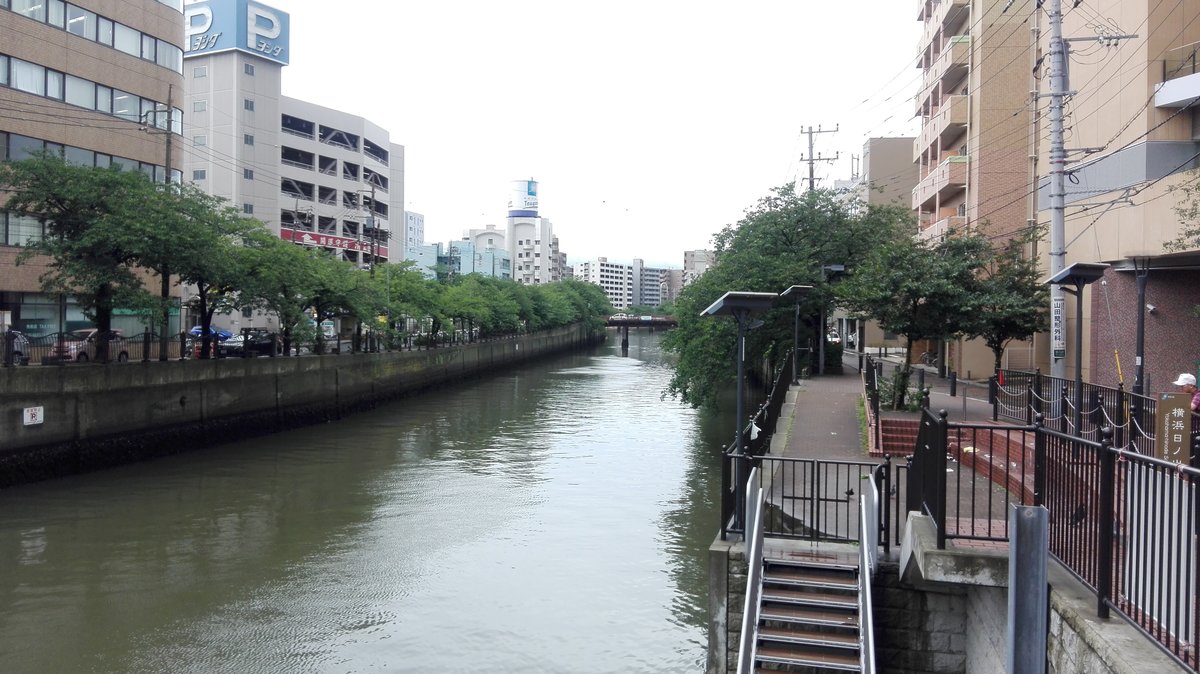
left=777, top=352, right=996, bottom=462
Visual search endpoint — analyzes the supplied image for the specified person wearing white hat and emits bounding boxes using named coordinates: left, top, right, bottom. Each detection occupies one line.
left=1172, top=373, right=1199, bottom=411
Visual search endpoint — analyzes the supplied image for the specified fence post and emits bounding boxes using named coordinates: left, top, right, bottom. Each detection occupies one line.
left=1033, top=414, right=1046, bottom=507
left=880, top=457, right=892, bottom=556
left=1060, top=384, right=1070, bottom=434
left=142, top=329, right=151, bottom=362
left=810, top=461, right=820, bottom=542
left=1096, top=426, right=1115, bottom=619
left=934, top=409, right=949, bottom=549
left=2, top=329, right=13, bottom=368
left=178, top=332, right=187, bottom=361
left=1114, top=384, right=1126, bottom=451
left=1033, top=369, right=1043, bottom=422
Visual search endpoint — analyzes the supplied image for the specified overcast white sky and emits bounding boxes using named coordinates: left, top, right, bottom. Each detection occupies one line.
left=276, top=1, right=923, bottom=268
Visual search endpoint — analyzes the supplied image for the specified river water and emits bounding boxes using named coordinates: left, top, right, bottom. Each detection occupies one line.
left=0, top=330, right=736, bottom=673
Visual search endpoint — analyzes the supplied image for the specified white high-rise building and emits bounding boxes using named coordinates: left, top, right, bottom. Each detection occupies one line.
left=404, top=211, right=425, bottom=253
left=182, top=0, right=404, bottom=268
left=575, top=257, right=634, bottom=309
left=505, top=179, right=566, bottom=284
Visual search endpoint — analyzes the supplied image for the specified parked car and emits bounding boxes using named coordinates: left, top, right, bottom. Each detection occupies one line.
left=189, top=326, right=234, bottom=341
left=48, top=329, right=127, bottom=363
left=3, top=330, right=31, bottom=365
left=218, top=330, right=279, bottom=357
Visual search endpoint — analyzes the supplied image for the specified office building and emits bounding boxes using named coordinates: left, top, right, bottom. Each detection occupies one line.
left=505, top=179, right=567, bottom=284
left=1, top=0, right=186, bottom=334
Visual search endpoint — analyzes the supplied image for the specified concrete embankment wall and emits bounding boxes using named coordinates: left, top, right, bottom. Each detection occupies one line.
left=0, top=324, right=602, bottom=486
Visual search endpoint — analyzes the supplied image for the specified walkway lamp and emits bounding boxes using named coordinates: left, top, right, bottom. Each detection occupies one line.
left=701, top=290, right=778, bottom=531
left=1045, top=262, right=1108, bottom=436
left=781, top=285, right=813, bottom=384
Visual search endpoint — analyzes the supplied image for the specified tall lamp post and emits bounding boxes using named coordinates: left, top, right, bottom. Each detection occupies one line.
left=1045, top=262, right=1108, bottom=436
left=702, top=290, right=778, bottom=531
left=819, top=264, right=845, bottom=375
left=781, top=285, right=813, bottom=384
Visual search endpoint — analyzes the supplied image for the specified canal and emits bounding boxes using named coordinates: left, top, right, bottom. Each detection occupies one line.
left=0, top=329, right=739, bottom=673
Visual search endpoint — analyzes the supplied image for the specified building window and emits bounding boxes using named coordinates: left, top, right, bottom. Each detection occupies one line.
left=242, top=203, right=254, bottom=214
left=244, top=98, right=254, bottom=111
left=243, top=134, right=254, bottom=146
left=192, top=169, right=206, bottom=181
left=193, top=65, right=207, bottom=78
left=193, top=135, right=207, bottom=146
left=244, top=63, right=255, bottom=75
left=243, top=168, right=254, bottom=180
left=193, top=100, right=206, bottom=112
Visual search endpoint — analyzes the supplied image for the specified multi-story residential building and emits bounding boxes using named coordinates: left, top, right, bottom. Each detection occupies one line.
left=404, top=211, right=424, bottom=252
left=446, top=240, right=511, bottom=278
left=505, top=179, right=567, bottom=284
left=404, top=242, right=441, bottom=280
left=660, top=269, right=683, bottom=304
left=1, top=0, right=186, bottom=334
left=182, top=0, right=404, bottom=270
left=1036, top=0, right=1200, bottom=391
left=914, top=0, right=1034, bottom=374
left=575, top=257, right=634, bottom=309
left=683, top=250, right=713, bottom=286
left=632, top=259, right=672, bottom=307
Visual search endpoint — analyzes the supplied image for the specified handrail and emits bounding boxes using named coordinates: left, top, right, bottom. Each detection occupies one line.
left=859, top=488, right=878, bottom=674
left=736, top=470, right=765, bottom=674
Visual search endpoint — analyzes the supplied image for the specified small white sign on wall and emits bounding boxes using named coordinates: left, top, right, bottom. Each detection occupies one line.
left=23, top=407, right=44, bottom=426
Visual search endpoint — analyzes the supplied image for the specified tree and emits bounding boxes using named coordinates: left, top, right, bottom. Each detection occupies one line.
left=964, top=233, right=1049, bottom=373
left=663, top=185, right=908, bottom=410
left=2, top=154, right=160, bottom=359
left=838, top=231, right=993, bottom=407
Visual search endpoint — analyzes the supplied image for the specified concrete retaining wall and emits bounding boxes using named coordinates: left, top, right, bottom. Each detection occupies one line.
left=0, top=325, right=602, bottom=486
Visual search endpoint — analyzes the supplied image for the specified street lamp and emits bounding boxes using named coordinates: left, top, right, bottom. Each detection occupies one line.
left=702, top=290, right=778, bottom=531
left=819, top=264, right=845, bottom=376
left=781, top=285, right=813, bottom=384
left=1045, top=261, right=1108, bottom=436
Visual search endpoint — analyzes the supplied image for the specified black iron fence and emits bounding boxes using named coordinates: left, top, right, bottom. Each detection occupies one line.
left=993, top=368, right=1161, bottom=454
left=908, top=403, right=1200, bottom=672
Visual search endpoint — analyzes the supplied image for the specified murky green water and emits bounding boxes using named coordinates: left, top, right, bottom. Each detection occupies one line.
left=0, top=330, right=732, bottom=673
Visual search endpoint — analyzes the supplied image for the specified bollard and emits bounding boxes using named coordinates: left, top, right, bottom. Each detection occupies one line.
left=916, top=368, right=925, bottom=392
left=949, top=371, right=957, bottom=397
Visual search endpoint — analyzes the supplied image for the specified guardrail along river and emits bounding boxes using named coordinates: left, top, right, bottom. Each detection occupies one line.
left=0, top=329, right=734, bottom=673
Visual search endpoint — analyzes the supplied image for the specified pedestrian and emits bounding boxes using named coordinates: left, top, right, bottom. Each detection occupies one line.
left=1173, top=373, right=1200, bottom=411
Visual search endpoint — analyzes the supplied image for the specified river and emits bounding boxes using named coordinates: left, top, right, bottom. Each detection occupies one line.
left=0, top=329, right=737, bottom=673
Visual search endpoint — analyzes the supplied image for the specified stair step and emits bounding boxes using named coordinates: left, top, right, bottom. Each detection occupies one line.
left=759, top=604, right=859, bottom=629
left=758, top=625, right=860, bottom=649
left=763, top=565, right=859, bottom=592
left=763, top=588, right=858, bottom=609
left=763, top=557, right=859, bottom=574
left=756, top=644, right=863, bottom=671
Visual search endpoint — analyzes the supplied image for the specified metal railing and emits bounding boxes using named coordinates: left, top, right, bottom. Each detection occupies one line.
left=736, top=470, right=765, bottom=674
left=994, top=368, right=1159, bottom=455
left=859, top=479, right=879, bottom=674
left=907, top=408, right=1200, bottom=672
left=720, top=351, right=793, bottom=540
left=738, top=456, right=886, bottom=544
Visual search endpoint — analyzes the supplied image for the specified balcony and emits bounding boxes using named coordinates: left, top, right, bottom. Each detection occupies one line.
left=916, top=36, right=971, bottom=114
left=920, top=0, right=969, bottom=53
left=918, top=215, right=966, bottom=242
left=914, top=95, right=968, bottom=161
left=1155, top=46, right=1200, bottom=108
left=912, top=155, right=968, bottom=210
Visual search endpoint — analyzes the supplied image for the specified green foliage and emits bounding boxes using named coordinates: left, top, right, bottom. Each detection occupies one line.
left=963, top=231, right=1049, bottom=372
left=663, top=185, right=910, bottom=410
left=1, top=157, right=610, bottom=350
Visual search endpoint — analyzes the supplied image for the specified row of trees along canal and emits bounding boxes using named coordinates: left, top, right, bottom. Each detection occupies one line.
left=662, top=184, right=1047, bottom=412
left=1, top=155, right=613, bottom=359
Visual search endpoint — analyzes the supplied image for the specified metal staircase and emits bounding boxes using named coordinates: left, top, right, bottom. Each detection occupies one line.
left=752, top=557, right=864, bottom=672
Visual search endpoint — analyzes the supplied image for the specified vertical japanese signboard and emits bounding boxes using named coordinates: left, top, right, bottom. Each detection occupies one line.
left=1157, top=392, right=1191, bottom=462
left=1051, top=297, right=1066, bottom=359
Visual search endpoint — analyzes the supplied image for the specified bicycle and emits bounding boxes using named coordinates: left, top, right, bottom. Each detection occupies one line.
left=918, top=350, right=937, bottom=367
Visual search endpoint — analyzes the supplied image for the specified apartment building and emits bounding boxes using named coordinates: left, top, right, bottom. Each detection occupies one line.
left=182, top=0, right=404, bottom=269
left=683, top=250, right=713, bottom=287
left=575, top=258, right=634, bottom=309
left=1036, top=0, right=1200, bottom=391
left=1, top=0, right=186, bottom=334
left=914, top=0, right=1034, bottom=374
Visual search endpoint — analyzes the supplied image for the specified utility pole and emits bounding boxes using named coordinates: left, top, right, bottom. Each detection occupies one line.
left=1046, top=1, right=1134, bottom=379
left=159, top=84, right=174, bottom=361
left=1047, top=0, right=1068, bottom=379
left=798, top=125, right=839, bottom=192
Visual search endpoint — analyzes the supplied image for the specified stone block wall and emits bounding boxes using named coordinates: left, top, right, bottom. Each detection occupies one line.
left=873, top=561, right=968, bottom=674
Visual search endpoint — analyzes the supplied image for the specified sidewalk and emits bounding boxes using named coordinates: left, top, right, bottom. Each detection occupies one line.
left=775, top=351, right=998, bottom=462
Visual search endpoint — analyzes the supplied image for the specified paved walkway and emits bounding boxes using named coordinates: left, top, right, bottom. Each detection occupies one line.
left=775, top=351, right=1000, bottom=462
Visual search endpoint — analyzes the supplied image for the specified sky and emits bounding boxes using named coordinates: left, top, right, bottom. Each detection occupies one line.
left=276, top=1, right=923, bottom=268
